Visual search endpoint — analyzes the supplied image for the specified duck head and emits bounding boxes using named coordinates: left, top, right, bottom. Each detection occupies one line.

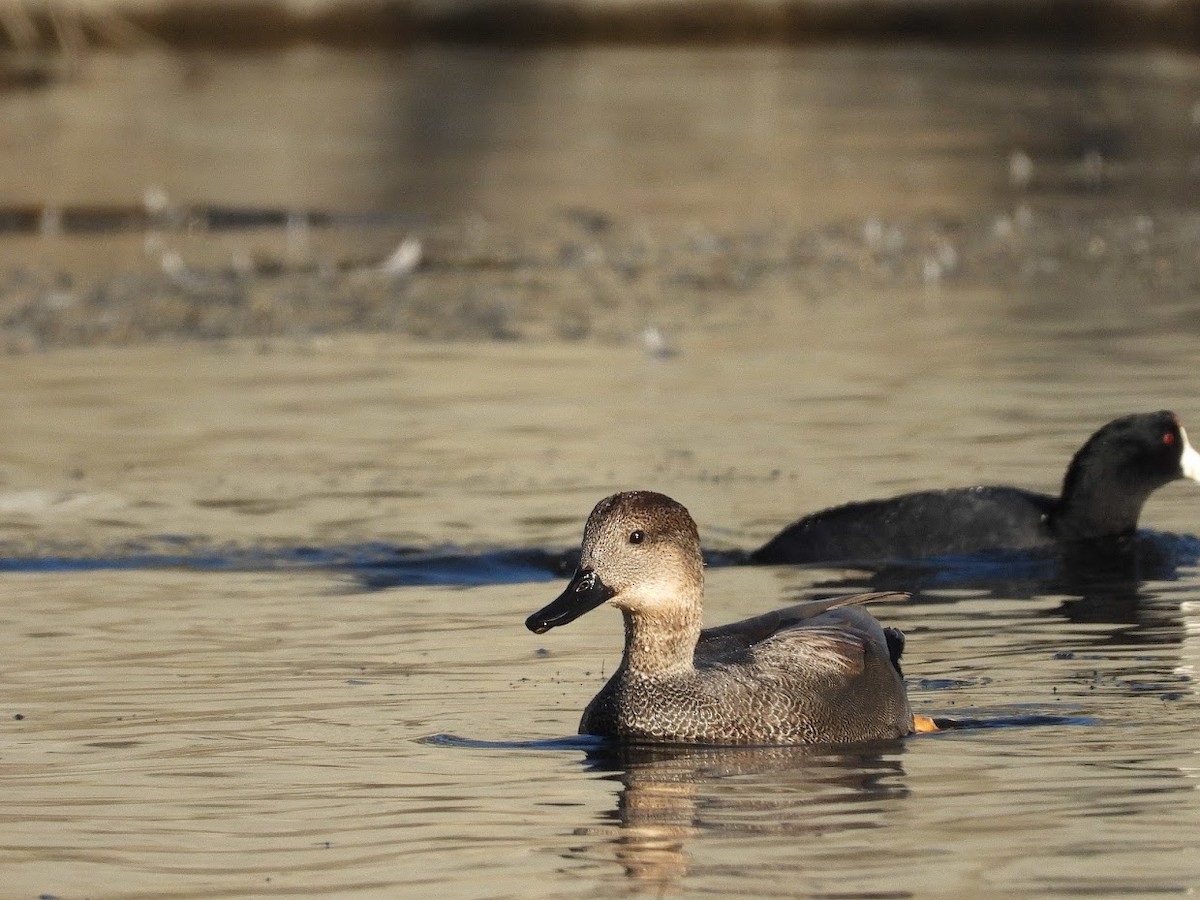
left=526, top=491, right=705, bottom=634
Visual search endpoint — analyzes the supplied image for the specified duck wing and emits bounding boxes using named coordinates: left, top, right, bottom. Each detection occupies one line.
left=696, top=591, right=907, bottom=661
left=753, top=622, right=873, bottom=676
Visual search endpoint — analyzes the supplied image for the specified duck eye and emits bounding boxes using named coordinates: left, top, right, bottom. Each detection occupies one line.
left=629, top=529, right=645, bottom=545
left=1164, top=431, right=1177, bottom=446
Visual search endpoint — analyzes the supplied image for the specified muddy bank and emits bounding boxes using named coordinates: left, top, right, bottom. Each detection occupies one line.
left=2, top=203, right=1197, bottom=351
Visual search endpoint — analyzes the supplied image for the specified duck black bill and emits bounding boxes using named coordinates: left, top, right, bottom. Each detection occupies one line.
left=525, top=568, right=615, bottom=634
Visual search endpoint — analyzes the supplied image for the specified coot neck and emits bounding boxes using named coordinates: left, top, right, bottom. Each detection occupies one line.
left=1053, top=469, right=1154, bottom=541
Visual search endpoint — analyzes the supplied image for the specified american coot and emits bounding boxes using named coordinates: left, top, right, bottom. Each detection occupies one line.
left=752, top=411, right=1200, bottom=565
left=526, top=491, right=933, bottom=745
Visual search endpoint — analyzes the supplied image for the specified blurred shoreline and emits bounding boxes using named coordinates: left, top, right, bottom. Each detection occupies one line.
left=1, top=0, right=1199, bottom=51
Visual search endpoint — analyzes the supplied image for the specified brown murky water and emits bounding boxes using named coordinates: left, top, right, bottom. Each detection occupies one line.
left=3, top=44, right=1200, bottom=898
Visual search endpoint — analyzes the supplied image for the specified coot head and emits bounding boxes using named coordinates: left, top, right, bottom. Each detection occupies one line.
left=1053, top=410, right=1200, bottom=541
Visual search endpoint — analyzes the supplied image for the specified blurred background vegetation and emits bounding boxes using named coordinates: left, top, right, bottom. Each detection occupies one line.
left=3, top=0, right=1200, bottom=53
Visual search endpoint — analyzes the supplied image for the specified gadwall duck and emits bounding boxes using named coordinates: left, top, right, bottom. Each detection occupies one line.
left=526, top=491, right=932, bottom=745
left=753, top=410, right=1200, bottom=564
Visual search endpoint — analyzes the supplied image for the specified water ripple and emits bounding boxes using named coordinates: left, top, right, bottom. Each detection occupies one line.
left=0, top=532, right=1196, bottom=592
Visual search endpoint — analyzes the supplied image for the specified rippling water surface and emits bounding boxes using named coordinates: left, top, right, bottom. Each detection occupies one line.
left=4, top=44, right=1200, bottom=898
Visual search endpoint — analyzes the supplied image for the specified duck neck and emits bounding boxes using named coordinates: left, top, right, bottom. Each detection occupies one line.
left=620, top=605, right=701, bottom=676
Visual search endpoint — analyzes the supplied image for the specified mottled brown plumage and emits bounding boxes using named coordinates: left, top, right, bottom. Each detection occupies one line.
left=526, top=491, right=917, bottom=745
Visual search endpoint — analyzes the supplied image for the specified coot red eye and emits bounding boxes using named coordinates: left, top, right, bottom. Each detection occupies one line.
left=1164, top=432, right=1176, bottom=446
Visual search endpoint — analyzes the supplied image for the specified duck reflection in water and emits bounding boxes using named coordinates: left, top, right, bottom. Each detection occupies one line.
left=573, top=741, right=910, bottom=892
